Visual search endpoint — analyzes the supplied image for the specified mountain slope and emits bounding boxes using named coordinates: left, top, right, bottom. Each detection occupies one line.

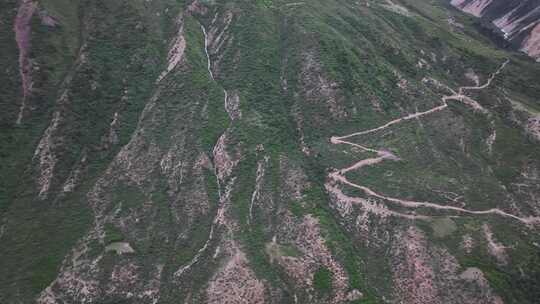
left=1, top=0, right=540, bottom=303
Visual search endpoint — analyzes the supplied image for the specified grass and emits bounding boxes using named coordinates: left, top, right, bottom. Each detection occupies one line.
left=430, top=217, right=458, bottom=238
left=313, top=266, right=333, bottom=294
left=104, top=223, right=125, bottom=244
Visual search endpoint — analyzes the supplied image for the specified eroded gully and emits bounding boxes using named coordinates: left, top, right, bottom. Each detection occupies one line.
left=175, top=22, right=233, bottom=278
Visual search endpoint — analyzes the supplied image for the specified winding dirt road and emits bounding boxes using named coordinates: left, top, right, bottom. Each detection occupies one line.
left=327, top=60, right=540, bottom=226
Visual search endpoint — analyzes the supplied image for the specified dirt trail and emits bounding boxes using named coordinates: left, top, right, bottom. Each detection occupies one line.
left=328, top=60, right=540, bottom=226
left=459, top=59, right=509, bottom=94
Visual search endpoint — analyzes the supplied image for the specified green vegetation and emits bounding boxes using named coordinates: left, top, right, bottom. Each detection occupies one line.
left=313, top=266, right=332, bottom=294
left=461, top=252, right=540, bottom=304
left=104, top=223, right=124, bottom=244
left=431, top=217, right=458, bottom=238
left=1, top=0, right=540, bottom=303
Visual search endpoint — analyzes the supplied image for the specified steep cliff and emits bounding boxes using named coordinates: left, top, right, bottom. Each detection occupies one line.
left=451, top=0, right=540, bottom=61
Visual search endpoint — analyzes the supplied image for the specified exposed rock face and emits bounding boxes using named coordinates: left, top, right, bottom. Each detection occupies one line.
left=451, top=0, right=540, bottom=60
left=391, top=227, right=505, bottom=304
left=206, top=242, right=267, bottom=304
left=521, top=23, right=540, bottom=60
left=156, top=15, right=187, bottom=83
left=526, top=116, right=540, bottom=141
left=33, top=110, right=62, bottom=200
left=276, top=215, right=350, bottom=303
left=483, top=224, right=509, bottom=265
left=213, top=132, right=239, bottom=182
left=451, top=0, right=494, bottom=17
left=392, top=227, right=439, bottom=303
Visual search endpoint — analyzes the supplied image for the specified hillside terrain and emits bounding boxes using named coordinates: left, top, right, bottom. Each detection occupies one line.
left=1, top=0, right=540, bottom=303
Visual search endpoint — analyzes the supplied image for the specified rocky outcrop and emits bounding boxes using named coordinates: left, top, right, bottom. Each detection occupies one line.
left=156, top=15, right=186, bottom=83
left=450, top=0, right=540, bottom=61
left=521, top=23, right=540, bottom=59
left=206, top=242, right=267, bottom=304
left=273, top=215, right=351, bottom=303
left=451, top=0, right=494, bottom=17
left=391, top=227, right=505, bottom=304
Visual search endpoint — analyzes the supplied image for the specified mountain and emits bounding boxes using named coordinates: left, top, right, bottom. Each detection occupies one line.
left=1, top=0, right=540, bottom=303
left=450, top=0, right=540, bottom=60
